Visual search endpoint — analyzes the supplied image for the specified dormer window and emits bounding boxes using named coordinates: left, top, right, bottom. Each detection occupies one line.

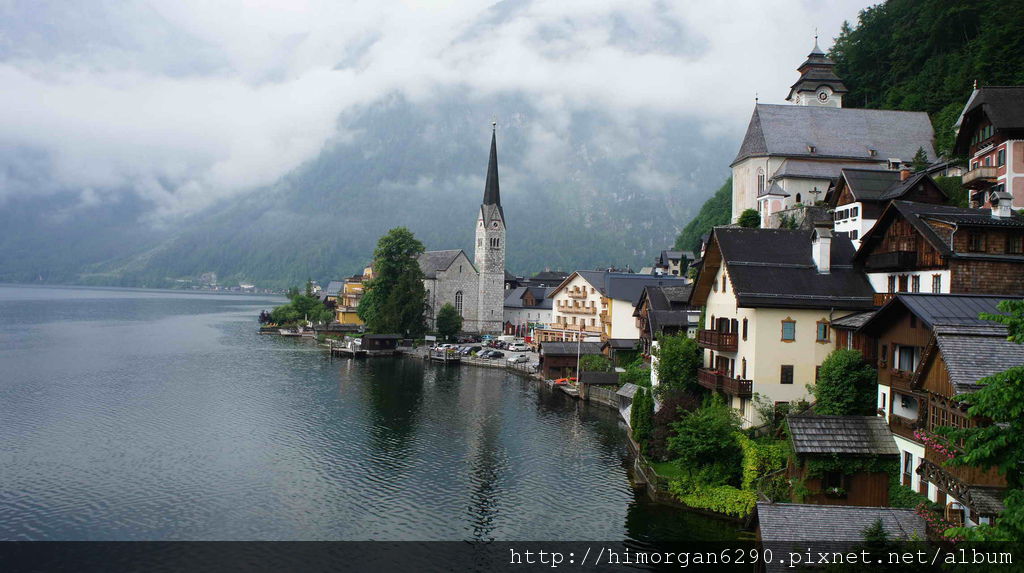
left=807, top=145, right=816, bottom=153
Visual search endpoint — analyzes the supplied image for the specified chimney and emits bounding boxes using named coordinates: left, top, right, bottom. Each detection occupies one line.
left=991, top=191, right=1013, bottom=219
left=900, top=168, right=911, bottom=181
left=812, top=222, right=833, bottom=274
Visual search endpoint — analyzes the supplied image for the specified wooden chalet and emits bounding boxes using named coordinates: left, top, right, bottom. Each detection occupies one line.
left=825, top=167, right=948, bottom=245
left=538, top=341, right=603, bottom=379
left=858, top=294, right=1024, bottom=527
left=633, top=284, right=697, bottom=355
left=854, top=200, right=1024, bottom=300
left=786, top=415, right=899, bottom=507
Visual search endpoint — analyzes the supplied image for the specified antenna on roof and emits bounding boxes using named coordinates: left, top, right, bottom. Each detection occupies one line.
left=973, top=79, right=978, bottom=90
left=755, top=91, right=759, bottom=103
left=492, top=120, right=497, bottom=132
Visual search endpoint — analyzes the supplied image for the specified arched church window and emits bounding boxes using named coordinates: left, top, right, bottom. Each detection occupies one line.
left=757, top=168, right=765, bottom=193
left=455, top=291, right=463, bottom=316
left=796, top=193, right=802, bottom=204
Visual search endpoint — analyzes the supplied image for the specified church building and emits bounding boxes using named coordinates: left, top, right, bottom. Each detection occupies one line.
left=419, top=126, right=506, bottom=334
left=731, top=38, right=936, bottom=227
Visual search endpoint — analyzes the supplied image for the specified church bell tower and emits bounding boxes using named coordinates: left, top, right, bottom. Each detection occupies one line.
left=474, top=123, right=506, bottom=334
left=786, top=36, right=847, bottom=108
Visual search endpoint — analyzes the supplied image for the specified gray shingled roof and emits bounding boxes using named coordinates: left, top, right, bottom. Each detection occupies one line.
left=503, top=286, right=554, bottom=310
left=578, top=371, right=620, bottom=385
left=771, top=159, right=866, bottom=181
left=732, top=104, right=935, bottom=166
left=322, top=281, right=344, bottom=297
left=540, top=341, right=604, bottom=357
left=560, top=271, right=687, bottom=304
left=418, top=250, right=468, bottom=279
left=934, top=330, right=1024, bottom=394
left=617, top=383, right=639, bottom=398
left=757, top=502, right=925, bottom=543
left=898, top=294, right=1018, bottom=329
left=832, top=168, right=943, bottom=204
left=758, top=181, right=790, bottom=198
left=707, top=228, right=876, bottom=310
left=830, top=310, right=877, bottom=330
left=788, top=415, right=899, bottom=456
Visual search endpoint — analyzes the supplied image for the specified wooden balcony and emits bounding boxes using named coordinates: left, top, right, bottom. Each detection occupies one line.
left=566, top=290, right=588, bottom=299
left=923, top=445, right=1006, bottom=488
left=559, top=306, right=596, bottom=315
left=873, top=292, right=896, bottom=307
left=888, top=369, right=915, bottom=392
left=697, top=329, right=738, bottom=352
left=889, top=414, right=922, bottom=442
left=865, top=250, right=917, bottom=271
left=545, top=324, right=603, bottom=334
left=962, top=166, right=998, bottom=189
left=697, top=368, right=752, bottom=397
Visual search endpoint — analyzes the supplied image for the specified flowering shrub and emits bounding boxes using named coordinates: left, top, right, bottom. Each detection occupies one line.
left=913, top=429, right=956, bottom=461
left=914, top=503, right=964, bottom=543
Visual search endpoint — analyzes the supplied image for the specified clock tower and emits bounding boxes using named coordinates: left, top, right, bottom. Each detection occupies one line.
left=786, top=36, right=847, bottom=108
left=474, top=124, right=506, bottom=334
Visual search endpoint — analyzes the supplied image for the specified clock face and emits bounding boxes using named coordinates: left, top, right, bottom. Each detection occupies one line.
left=491, top=221, right=499, bottom=228
left=817, top=90, right=830, bottom=102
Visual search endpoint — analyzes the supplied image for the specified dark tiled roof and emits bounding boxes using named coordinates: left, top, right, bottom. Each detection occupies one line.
left=616, top=383, right=640, bottom=399
left=562, top=271, right=687, bottom=304
left=934, top=331, right=1024, bottom=394
left=323, top=281, right=344, bottom=296
left=603, top=338, right=638, bottom=350
left=954, top=87, right=1024, bottom=154
left=788, top=415, right=899, bottom=456
left=418, top=250, right=468, bottom=279
left=857, top=201, right=1024, bottom=261
left=710, top=228, right=875, bottom=310
left=758, top=181, right=790, bottom=198
left=540, top=342, right=604, bottom=357
left=897, top=294, right=1018, bottom=329
left=732, top=104, right=935, bottom=166
left=531, top=270, right=570, bottom=282
left=578, top=371, right=620, bottom=385
left=968, top=487, right=1007, bottom=515
left=830, top=310, right=876, bottom=330
left=834, top=168, right=942, bottom=204
left=771, top=159, right=865, bottom=181
left=757, top=502, right=925, bottom=543
left=503, top=286, right=554, bottom=309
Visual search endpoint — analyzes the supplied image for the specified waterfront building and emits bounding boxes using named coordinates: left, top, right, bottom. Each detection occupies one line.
left=689, top=225, right=875, bottom=427
left=537, top=271, right=686, bottom=344
left=503, top=286, right=554, bottom=339
left=824, top=168, right=948, bottom=248
left=857, top=294, right=1020, bottom=527
left=953, top=85, right=1024, bottom=209
left=634, top=284, right=699, bottom=355
left=853, top=200, right=1024, bottom=298
left=538, top=341, right=604, bottom=379
left=419, top=127, right=506, bottom=334
left=731, top=39, right=935, bottom=226
left=786, top=415, right=899, bottom=507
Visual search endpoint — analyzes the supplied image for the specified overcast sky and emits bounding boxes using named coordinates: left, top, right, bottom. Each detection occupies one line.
left=0, top=0, right=872, bottom=216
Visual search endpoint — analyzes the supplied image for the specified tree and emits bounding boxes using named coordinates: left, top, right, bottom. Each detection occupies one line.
left=911, top=146, right=930, bottom=172
left=630, top=386, right=654, bottom=452
left=675, top=177, right=731, bottom=252
left=358, top=227, right=427, bottom=337
left=809, top=349, right=877, bottom=416
left=939, top=300, right=1024, bottom=541
left=737, top=208, right=760, bottom=228
left=435, top=303, right=462, bottom=341
left=580, top=354, right=612, bottom=372
left=653, top=332, right=701, bottom=395
left=269, top=288, right=333, bottom=326
left=667, top=394, right=743, bottom=486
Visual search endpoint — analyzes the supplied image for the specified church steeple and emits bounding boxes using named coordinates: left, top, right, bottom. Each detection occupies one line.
left=787, top=36, right=847, bottom=107
left=483, top=123, right=501, bottom=206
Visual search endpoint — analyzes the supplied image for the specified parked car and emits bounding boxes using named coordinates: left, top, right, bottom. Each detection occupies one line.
left=485, top=350, right=505, bottom=359
left=508, top=343, right=529, bottom=352
left=507, top=353, right=528, bottom=364
left=477, top=349, right=496, bottom=358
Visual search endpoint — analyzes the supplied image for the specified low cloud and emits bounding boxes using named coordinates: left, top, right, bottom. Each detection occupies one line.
left=0, top=0, right=869, bottom=215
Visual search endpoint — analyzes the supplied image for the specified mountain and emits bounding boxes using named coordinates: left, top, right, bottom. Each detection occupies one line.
left=1, top=94, right=733, bottom=289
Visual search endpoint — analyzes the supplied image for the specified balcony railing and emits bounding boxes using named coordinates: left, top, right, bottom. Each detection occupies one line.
left=559, top=306, right=596, bottom=315
left=697, top=329, right=738, bottom=351
left=888, top=369, right=915, bottom=392
left=962, top=166, right=998, bottom=189
left=566, top=290, right=588, bottom=299
left=544, top=324, right=603, bottom=333
left=697, top=368, right=752, bottom=397
left=865, top=250, right=917, bottom=271
left=889, top=414, right=921, bottom=441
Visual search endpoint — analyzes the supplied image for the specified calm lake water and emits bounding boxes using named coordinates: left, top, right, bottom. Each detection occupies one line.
left=0, top=285, right=738, bottom=541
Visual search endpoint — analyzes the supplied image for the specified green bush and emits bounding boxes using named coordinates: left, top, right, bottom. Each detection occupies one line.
left=667, top=480, right=757, bottom=518
left=653, top=332, right=701, bottom=396
left=810, top=349, right=877, bottom=415
left=580, top=354, right=612, bottom=372
left=619, top=357, right=651, bottom=388
left=739, top=435, right=790, bottom=497
left=667, top=394, right=743, bottom=486
left=737, top=208, right=760, bottom=228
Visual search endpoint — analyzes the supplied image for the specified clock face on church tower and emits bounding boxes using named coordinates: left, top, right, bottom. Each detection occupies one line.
left=491, top=221, right=499, bottom=228
left=817, top=89, right=830, bottom=103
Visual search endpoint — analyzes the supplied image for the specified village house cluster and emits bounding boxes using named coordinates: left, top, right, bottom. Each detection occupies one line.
left=314, top=38, right=1023, bottom=541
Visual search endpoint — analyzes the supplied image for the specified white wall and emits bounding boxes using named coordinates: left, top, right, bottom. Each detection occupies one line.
left=867, top=270, right=951, bottom=294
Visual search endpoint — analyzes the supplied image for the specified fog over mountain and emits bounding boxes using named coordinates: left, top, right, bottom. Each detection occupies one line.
left=0, top=0, right=866, bottom=287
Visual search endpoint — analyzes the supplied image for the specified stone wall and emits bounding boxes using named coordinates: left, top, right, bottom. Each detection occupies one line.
left=424, top=251, right=481, bottom=332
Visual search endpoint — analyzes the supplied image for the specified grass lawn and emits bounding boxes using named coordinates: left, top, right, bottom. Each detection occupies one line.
left=650, top=460, right=687, bottom=480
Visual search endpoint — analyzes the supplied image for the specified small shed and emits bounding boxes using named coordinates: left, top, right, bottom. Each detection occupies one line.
left=539, top=341, right=604, bottom=379
left=577, top=371, right=621, bottom=404
left=756, top=502, right=926, bottom=573
left=616, top=383, right=640, bottom=424
left=362, top=334, right=401, bottom=353
left=787, top=415, right=899, bottom=507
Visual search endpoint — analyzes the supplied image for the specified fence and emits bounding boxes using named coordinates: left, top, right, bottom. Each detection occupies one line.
left=587, top=385, right=619, bottom=408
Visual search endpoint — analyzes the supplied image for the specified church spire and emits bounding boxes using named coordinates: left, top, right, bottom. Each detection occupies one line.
left=483, top=122, right=500, bottom=206
left=786, top=36, right=847, bottom=107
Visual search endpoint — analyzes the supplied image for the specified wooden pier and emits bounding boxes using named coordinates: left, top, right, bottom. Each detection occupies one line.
left=427, top=350, right=461, bottom=364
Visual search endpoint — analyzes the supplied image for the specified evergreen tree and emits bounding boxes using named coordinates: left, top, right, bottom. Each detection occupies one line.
left=911, top=147, right=930, bottom=172
left=675, top=178, right=731, bottom=252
